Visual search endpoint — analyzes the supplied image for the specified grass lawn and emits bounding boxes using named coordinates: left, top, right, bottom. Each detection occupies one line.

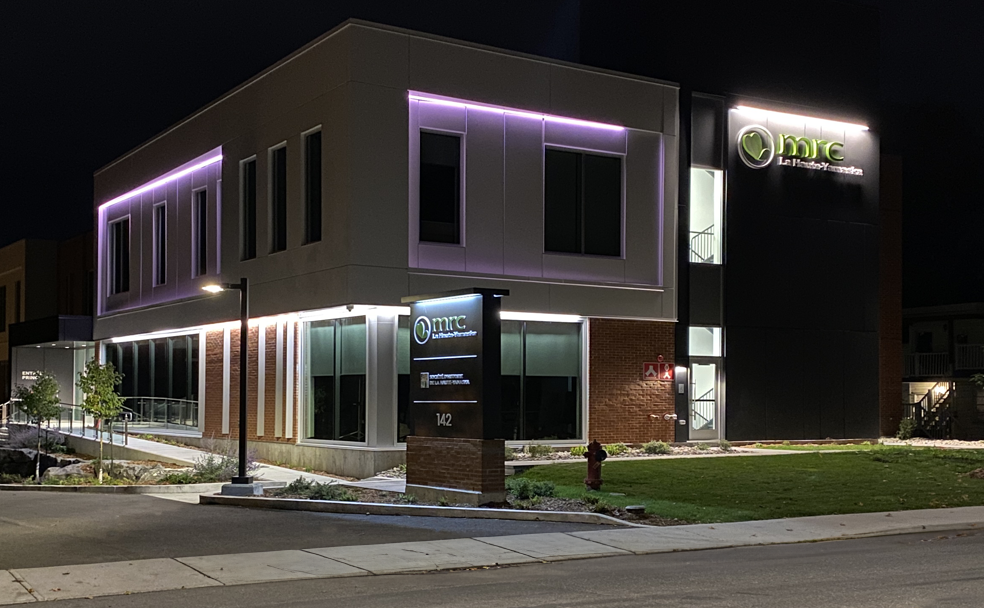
left=519, top=448, right=984, bottom=523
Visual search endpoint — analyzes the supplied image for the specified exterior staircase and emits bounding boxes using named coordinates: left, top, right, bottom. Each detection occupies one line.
left=904, top=382, right=954, bottom=439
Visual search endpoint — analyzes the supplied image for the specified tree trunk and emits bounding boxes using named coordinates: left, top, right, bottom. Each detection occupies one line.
left=35, top=423, right=42, bottom=481
left=98, top=419, right=104, bottom=484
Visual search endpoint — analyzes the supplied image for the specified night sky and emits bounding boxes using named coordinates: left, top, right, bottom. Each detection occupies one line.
left=2, top=1, right=981, bottom=306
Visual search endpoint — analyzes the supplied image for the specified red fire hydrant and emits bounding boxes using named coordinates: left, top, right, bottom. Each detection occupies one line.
left=584, top=440, right=608, bottom=491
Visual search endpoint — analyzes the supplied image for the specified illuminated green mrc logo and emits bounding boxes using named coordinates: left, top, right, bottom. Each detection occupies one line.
left=737, top=124, right=845, bottom=169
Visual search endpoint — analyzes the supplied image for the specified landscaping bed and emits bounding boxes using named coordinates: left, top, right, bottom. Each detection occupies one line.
left=506, top=441, right=733, bottom=462
left=515, top=447, right=984, bottom=523
left=267, top=476, right=686, bottom=526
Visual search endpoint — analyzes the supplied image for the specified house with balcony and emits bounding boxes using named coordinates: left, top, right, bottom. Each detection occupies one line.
left=902, top=302, right=984, bottom=439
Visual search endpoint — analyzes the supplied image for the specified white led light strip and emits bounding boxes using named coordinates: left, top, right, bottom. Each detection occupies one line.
left=734, top=106, right=868, bottom=131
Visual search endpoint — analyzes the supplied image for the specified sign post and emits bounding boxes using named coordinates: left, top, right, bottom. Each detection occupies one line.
left=402, top=288, right=508, bottom=505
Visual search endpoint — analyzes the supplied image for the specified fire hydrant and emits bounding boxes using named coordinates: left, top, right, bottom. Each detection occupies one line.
left=584, top=440, right=608, bottom=491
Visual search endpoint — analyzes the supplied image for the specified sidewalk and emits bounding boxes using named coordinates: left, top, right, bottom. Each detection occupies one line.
left=2, top=505, right=981, bottom=604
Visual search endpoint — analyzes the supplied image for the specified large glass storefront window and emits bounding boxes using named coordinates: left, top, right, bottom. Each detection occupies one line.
left=689, top=168, right=723, bottom=264
left=305, top=317, right=366, bottom=442
left=104, top=334, right=200, bottom=428
left=397, top=318, right=582, bottom=442
left=502, top=320, right=582, bottom=441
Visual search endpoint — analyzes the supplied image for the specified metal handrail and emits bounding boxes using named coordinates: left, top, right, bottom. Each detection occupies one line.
left=689, top=225, right=716, bottom=264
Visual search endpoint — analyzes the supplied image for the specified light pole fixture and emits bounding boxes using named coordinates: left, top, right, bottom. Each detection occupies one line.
left=202, top=278, right=252, bottom=486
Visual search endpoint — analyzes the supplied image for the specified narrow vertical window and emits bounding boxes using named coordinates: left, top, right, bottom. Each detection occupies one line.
left=544, top=149, right=622, bottom=257
left=0, top=285, right=6, bottom=332
left=13, top=281, right=20, bottom=322
left=241, top=158, right=257, bottom=260
left=304, top=130, right=322, bottom=244
left=110, top=219, right=130, bottom=294
left=153, top=203, right=167, bottom=285
left=270, top=145, right=287, bottom=252
left=193, top=190, right=208, bottom=277
left=689, top=168, right=724, bottom=264
left=419, top=131, right=461, bottom=244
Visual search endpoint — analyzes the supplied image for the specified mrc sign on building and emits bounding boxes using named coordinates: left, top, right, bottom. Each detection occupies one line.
left=722, top=106, right=880, bottom=441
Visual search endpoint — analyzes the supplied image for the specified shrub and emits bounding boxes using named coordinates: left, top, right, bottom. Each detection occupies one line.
left=569, top=445, right=588, bottom=457
left=280, top=477, right=356, bottom=501
left=604, top=442, right=629, bottom=457
left=525, top=444, right=553, bottom=458
left=506, top=476, right=556, bottom=499
left=192, top=436, right=260, bottom=482
left=719, top=440, right=732, bottom=452
left=642, top=440, right=671, bottom=455
left=0, top=473, right=32, bottom=484
left=782, top=440, right=792, bottom=446
left=896, top=418, right=917, bottom=440
left=504, top=446, right=517, bottom=460
left=696, top=442, right=709, bottom=451
left=161, top=471, right=197, bottom=485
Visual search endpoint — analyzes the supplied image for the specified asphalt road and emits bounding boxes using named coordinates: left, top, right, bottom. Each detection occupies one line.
left=0, top=492, right=601, bottom=569
left=35, top=529, right=984, bottom=608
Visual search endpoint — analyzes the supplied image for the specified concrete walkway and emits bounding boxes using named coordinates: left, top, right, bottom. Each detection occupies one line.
left=2, top=505, right=982, bottom=604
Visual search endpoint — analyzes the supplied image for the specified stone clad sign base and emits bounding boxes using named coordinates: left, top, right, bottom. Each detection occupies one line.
left=405, top=436, right=505, bottom=506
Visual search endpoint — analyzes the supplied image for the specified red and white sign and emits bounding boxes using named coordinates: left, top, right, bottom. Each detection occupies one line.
left=643, top=362, right=674, bottom=381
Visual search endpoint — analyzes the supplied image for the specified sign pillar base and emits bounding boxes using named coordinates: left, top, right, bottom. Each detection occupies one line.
left=405, top=436, right=505, bottom=506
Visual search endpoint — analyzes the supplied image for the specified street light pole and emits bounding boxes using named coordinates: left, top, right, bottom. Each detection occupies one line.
left=203, top=278, right=255, bottom=491
left=232, top=276, right=250, bottom=484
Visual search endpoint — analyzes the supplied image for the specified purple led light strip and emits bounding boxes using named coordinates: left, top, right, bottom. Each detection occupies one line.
left=99, top=154, right=223, bottom=209
left=409, top=93, right=625, bottom=132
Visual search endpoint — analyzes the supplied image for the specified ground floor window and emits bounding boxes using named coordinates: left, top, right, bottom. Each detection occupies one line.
left=104, top=334, right=199, bottom=427
left=305, top=317, right=366, bottom=442
left=502, top=320, right=582, bottom=441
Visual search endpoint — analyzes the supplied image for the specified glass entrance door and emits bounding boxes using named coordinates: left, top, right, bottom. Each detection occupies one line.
left=690, top=361, right=720, bottom=440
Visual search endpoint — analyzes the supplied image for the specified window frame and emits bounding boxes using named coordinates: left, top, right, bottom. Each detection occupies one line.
left=152, top=202, right=167, bottom=286
left=108, top=216, right=131, bottom=296
left=298, top=315, right=370, bottom=446
left=418, top=128, right=465, bottom=246
left=240, top=156, right=257, bottom=261
left=302, top=126, right=323, bottom=245
left=542, top=145, right=626, bottom=258
left=268, top=142, right=288, bottom=254
left=192, top=187, right=208, bottom=278
left=688, top=166, right=725, bottom=265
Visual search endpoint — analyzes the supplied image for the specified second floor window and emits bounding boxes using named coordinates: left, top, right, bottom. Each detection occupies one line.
left=0, top=285, right=6, bottom=333
left=304, top=130, right=322, bottom=244
left=193, top=190, right=207, bottom=277
left=544, top=149, right=622, bottom=257
left=419, top=131, right=461, bottom=245
left=110, top=218, right=130, bottom=294
left=270, top=145, right=287, bottom=252
left=241, top=158, right=257, bottom=260
left=153, top=203, right=166, bottom=285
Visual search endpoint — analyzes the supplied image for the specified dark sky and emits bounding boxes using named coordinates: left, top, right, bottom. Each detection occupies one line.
left=2, top=0, right=981, bottom=306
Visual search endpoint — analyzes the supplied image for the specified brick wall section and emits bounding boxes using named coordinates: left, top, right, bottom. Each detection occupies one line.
left=406, top=436, right=505, bottom=493
left=203, top=322, right=300, bottom=443
left=588, top=318, right=676, bottom=443
left=879, top=155, right=903, bottom=436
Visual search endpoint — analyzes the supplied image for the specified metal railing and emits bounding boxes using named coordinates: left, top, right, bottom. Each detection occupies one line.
left=120, top=396, right=198, bottom=430
left=903, top=381, right=954, bottom=439
left=903, top=352, right=949, bottom=377
left=690, top=388, right=716, bottom=431
left=689, top=226, right=717, bottom=264
left=955, top=344, right=984, bottom=370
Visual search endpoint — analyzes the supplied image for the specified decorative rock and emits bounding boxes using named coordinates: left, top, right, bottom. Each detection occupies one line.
left=42, top=462, right=92, bottom=480
left=625, top=505, right=646, bottom=515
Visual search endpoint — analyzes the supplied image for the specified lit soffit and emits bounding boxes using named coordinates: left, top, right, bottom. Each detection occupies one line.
left=733, top=106, right=868, bottom=132
left=409, top=92, right=625, bottom=132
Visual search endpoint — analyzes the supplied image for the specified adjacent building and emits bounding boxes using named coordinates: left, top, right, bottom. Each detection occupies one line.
left=90, top=20, right=887, bottom=476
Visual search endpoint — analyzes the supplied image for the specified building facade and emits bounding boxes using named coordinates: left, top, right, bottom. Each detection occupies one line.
left=91, top=21, right=884, bottom=477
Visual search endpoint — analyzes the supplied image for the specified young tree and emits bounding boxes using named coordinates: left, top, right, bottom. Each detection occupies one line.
left=12, top=371, right=63, bottom=481
left=77, top=360, right=124, bottom=483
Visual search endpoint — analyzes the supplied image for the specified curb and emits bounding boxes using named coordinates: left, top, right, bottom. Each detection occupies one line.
left=200, top=494, right=639, bottom=526
left=0, top=482, right=227, bottom=494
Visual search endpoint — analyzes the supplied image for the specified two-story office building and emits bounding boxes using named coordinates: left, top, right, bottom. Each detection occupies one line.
left=92, top=21, right=882, bottom=477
